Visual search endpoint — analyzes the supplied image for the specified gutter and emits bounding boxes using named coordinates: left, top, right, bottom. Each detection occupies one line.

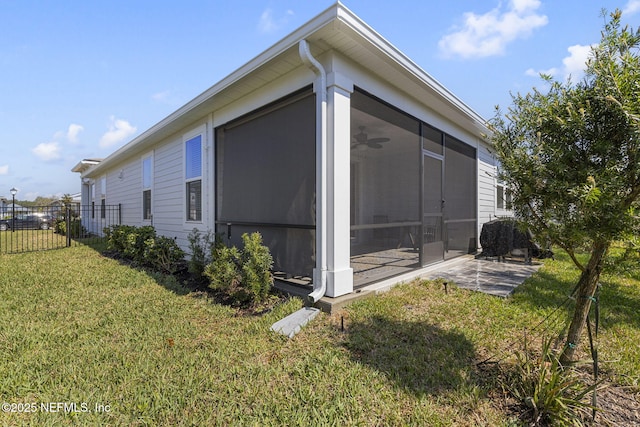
left=299, top=39, right=327, bottom=304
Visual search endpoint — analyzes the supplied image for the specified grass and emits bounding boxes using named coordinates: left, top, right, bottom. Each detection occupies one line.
left=0, top=229, right=68, bottom=254
left=0, top=244, right=638, bottom=425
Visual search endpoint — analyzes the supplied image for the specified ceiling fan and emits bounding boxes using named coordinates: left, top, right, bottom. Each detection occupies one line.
left=351, top=126, right=390, bottom=150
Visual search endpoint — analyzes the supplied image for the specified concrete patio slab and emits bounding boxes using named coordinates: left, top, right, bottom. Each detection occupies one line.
left=422, top=257, right=542, bottom=297
left=275, top=255, right=544, bottom=313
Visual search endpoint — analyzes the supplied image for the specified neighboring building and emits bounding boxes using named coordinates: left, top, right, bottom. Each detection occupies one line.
left=2, top=203, right=28, bottom=216
left=48, top=193, right=82, bottom=217
left=72, top=3, right=510, bottom=300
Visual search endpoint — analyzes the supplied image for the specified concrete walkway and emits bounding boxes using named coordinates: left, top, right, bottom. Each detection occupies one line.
left=422, top=257, right=542, bottom=297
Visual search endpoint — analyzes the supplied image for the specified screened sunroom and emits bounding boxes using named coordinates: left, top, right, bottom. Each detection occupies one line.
left=350, top=89, right=477, bottom=286
left=212, top=84, right=478, bottom=290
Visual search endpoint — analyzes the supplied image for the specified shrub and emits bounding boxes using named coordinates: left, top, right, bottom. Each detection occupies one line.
left=105, top=225, right=138, bottom=254
left=104, top=225, right=184, bottom=274
left=240, top=232, right=274, bottom=303
left=55, top=218, right=88, bottom=237
left=502, top=337, right=596, bottom=426
left=124, top=225, right=156, bottom=263
left=144, top=236, right=186, bottom=274
left=204, top=232, right=274, bottom=306
left=187, top=228, right=220, bottom=278
left=205, top=245, right=241, bottom=292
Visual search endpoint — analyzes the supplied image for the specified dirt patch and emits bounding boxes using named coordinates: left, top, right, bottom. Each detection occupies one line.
left=478, top=358, right=640, bottom=426
left=593, top=384, right=640, bottom=426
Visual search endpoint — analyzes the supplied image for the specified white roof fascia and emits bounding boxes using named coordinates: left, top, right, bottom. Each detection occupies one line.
left=71, top=159, right=102, bottom=175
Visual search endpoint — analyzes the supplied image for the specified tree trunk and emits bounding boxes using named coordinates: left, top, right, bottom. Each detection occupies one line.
left=560, top=241, right=609, bottom=364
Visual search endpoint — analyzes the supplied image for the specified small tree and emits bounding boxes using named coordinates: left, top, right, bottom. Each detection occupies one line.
left=490, top=10, right=640, bottom=363
left=203, top=232, right=273, bottom=306
left=60, top=194, right=73, bottom=209
left=240, top=232, right=274, bottom=303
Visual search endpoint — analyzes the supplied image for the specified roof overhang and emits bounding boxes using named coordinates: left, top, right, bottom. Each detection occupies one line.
left=71, top=158, right=102, bottom=175
left=78, top=2, right=488, bottom=178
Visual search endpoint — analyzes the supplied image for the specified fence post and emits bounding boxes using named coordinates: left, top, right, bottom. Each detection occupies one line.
left=66, top=206, right=72, bottom=247
left=118, top=203, right=122, bottom=225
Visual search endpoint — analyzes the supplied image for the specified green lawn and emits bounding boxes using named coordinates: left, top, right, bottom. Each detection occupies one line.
left=0, top=245, right=638, bottom=426
left=0, top=229, right=67, bottom=254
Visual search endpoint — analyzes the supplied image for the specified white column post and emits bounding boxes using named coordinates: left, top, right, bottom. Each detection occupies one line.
left=325, top=71, right=353, bottom=297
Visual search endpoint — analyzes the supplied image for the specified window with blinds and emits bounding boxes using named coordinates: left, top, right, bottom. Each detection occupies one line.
left=142, top=156, right=152, bottom=220
left=185, top=135, right=202, bottom=221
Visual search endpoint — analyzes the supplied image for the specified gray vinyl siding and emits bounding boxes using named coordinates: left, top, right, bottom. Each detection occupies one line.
left=102, top=138, right=191, bottom=249
left=152, top=136, right=185, bottom=241
left=112, top=159, right=143, bottom=226
left=85, top=129, right=209, bottom=253
left=477, top=141, right=496, bottom=246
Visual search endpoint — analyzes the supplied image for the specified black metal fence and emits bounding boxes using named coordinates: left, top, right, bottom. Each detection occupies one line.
left=0, top=204, right=121, bottom=255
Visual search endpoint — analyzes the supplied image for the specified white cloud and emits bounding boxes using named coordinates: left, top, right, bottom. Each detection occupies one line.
left=438, top=0, right=548, bottom=59
left=66, top=123, right=84, bottom=143
left=52, top=123, right=84, bottom=143
left=562, top=44, right=594, bottom=79
left=99, top=116, right=137, bottom=148
left=525, top=67, right=558, bottom=77
left=31, top=142, right=62, bottom=161
left=152, top=90, right=171, bottom=103
left=525, top=43, right=594, bottom=81
left=0, top=165, right=8, bottom=175
left=258, top=8, right=294, bottom=34
left=624, top=0, right=640, bottom=15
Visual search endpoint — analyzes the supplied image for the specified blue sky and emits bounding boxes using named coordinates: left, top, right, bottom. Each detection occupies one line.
left=1, top=0, right=640, bottom=201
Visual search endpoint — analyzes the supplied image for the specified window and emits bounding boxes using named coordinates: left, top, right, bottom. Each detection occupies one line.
left=185, top=135, right=202, bottom=221
left=497, top=184, right=512, bottom=210
left=100, top=177, right=106, bottom=219
left=142, top=156, right=152, bottom=220
left=496, top=163, right=512, bottom=210
left=90, top=183, right=95, bottom=219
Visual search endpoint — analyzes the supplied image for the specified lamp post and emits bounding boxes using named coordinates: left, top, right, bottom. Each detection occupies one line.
left=10, top=187, right=17, bottom=233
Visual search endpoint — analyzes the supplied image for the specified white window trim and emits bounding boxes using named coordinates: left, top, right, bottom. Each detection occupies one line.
left=90, top=182, right=96, bottom=219
left=494, top=164, right=512, bottom=213
left=142, top=152, right=154, bottom=223
left=183, top=125, right=206, bottom=226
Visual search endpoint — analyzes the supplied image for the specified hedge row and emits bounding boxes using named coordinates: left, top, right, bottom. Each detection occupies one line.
left=104, top=225, right=185, bottom=274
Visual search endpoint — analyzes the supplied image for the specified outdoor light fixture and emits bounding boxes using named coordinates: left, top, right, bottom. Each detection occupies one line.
left=9, top=187, right=17, bottom=233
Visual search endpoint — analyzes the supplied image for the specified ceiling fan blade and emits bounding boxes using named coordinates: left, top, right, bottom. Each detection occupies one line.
left=368, top=142, right=383, bottom=149
left=367, top=137, right=390, bottom=144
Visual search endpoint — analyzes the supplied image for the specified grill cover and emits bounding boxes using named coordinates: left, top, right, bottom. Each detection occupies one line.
left=479, top=219, right=552, bottom=258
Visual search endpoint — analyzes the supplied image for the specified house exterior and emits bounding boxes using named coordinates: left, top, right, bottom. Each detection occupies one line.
left=73, top=2, right=510, bottom=300
left=48, top=193, right=82, bottom=218
left=2, top=203, right=28, bottom=216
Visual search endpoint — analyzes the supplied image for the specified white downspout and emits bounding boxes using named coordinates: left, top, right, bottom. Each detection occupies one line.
left=299, top=39, right=327, bottom=303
